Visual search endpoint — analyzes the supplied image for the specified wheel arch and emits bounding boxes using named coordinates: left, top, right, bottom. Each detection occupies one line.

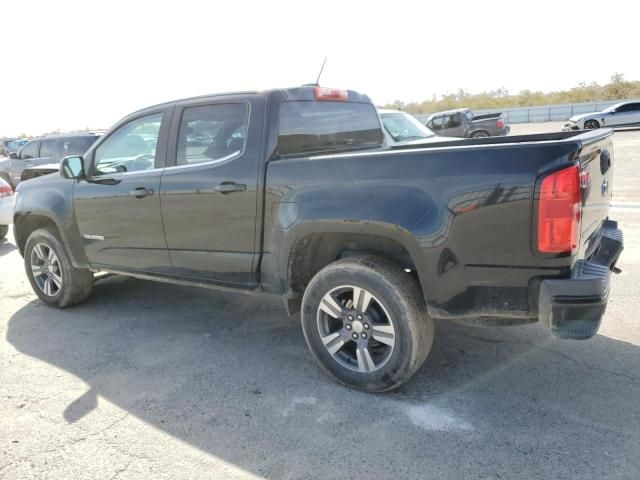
left=279, top=221, right=432, bottom=315
left=14, top=212, right=89, bottom=268
left=470, top=129, right=490, bottom=138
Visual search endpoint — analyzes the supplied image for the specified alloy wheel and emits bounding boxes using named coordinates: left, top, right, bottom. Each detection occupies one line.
left=30, top=243, right=62, bottom=296
left=316, top=285, right=396, bottom=372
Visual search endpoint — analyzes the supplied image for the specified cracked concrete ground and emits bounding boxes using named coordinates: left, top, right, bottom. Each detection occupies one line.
left=1, top=128, right=639, bottom=479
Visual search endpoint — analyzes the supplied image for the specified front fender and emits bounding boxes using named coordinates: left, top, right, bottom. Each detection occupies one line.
left=13, top=177, right=89, bottom=267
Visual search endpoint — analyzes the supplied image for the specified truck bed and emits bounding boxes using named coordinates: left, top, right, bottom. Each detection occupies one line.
left=471, top=112, right=503, bottom=122
left=263, top=128, right=614, bottom=321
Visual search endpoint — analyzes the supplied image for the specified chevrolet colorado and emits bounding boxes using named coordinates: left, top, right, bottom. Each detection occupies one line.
left=13, top=86, right=623, bottom=392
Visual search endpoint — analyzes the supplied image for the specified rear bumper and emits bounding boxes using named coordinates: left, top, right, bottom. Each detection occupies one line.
left=539, top=220, right=623, bottom=339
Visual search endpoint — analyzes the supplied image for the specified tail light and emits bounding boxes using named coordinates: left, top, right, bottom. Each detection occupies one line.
left=314, top=86, right=348, bottom=101
left=537, top=164, right=581, bottom=254
left=496, top=117, right=504, bottom=129
left=0, top=183, right=12, bottom=198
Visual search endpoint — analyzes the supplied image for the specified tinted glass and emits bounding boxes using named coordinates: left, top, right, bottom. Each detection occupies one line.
left=40, top=139, right=59, bottom=159
left=444, top=113, right=462, bottom=128
left=429, top=117, right=445, bottom=130
left=62, top=136, right=99, bottom=157
left=277, top=101, right=382, bottom=156
left=20, top=141, right=39, bottom=159
left=177, top=103, right=248, bottom=165
left=94, top=113, right=162, bottom=175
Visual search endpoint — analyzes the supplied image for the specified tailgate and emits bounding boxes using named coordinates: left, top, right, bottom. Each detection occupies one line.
left=577, top=129, right=614, bottom=254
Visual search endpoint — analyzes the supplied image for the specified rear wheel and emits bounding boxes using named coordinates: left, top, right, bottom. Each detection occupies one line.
left=24, top=228, right=93, bottom=308
left=471, top=130, right=489, bottom=138
left=301, top=255, right=434, bottom=392
left=0, top=225, right=7, bottom=239
left=584, top=119, right=600, bottom=130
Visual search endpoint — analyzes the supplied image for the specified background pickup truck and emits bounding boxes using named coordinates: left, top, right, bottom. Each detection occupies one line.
left=425, top=108, right=510, bottom=138
left=13, top=85, right=622, bottom=392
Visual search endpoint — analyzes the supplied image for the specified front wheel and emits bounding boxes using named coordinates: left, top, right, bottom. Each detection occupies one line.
left=301, top=256, right=434, bottom=392
left=584, top=119, right=600, bottom=130
left=0, top=225, right=7, bottom=239
left=24, top=228, right=93, bottom=308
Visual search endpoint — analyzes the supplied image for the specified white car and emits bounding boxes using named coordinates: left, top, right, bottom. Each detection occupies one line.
left=563, top=101, right=640, bottom=131
left=0, top=176, right=13, bottom=239
left=378, top=109, right=459, bottom=146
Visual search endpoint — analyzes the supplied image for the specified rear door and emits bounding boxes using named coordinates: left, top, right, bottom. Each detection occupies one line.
left=73, top=109, right=172, bottom=271
left=38, top=138, right=60, bottom=165
left=625, top=102, right=640, bottom=126
left=609, top=103, right=637, bottom=127
left=159, top=95, right=264, bottom=285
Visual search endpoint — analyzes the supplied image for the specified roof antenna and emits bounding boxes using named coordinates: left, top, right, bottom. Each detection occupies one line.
left=314, top=57, right=327, bottom=86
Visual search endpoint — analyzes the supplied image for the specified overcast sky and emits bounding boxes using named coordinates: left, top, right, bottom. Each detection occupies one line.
left=1, top=0, right=637, bottom=136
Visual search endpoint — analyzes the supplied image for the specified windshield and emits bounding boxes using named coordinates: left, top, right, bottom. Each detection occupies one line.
left=380, top=112, right=435, bottom=142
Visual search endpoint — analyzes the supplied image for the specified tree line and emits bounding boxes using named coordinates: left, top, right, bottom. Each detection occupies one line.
left=384, top=74, right=640, bottom=114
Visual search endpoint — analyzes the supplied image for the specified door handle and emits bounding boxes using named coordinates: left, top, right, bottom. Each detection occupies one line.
left=213, top=182, right=246, bottom=194
left=129, top=187, right=154, bottom=198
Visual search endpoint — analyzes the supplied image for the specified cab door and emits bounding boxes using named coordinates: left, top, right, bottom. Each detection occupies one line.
left=440, top=112, right=466, bottom=137
left=73, top=109, right=173, bottom=272
left=427, top=115, right=446, bottom=136
left=159, top=96, right=264, bottom=285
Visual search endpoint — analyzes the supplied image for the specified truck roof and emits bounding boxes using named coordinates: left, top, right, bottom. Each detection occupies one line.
left=427, top=108, right=471, bottom=118
left=127, top=86, right=375, bottom=119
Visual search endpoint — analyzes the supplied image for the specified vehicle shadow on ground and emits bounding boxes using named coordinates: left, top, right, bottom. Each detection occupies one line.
left=0, top=238, right=17, bottom=257
left=6, top=275, right=640, bottom=479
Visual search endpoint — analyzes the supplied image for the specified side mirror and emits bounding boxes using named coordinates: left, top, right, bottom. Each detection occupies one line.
left=60, top=155, right=85, bottom=179
left=9, top=152, right=18, bottom=159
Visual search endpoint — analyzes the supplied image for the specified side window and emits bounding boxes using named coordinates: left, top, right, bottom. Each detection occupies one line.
left=614, top=104, right=630, bottom=113
left=40, top=139, right=59, bottom=159
left=176, top=103, right=248, bottom=166
left=94, top=113, right=163, bottom=175
left=444, top=113, right=462, bottom=128
left=19, top=141, right=39, bottom=159
left=62, top=136, right=99, bottom=157
left=429, top=116, right=445, bottom=130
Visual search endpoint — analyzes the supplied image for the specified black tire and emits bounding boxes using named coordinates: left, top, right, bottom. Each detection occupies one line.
left=301, top=255, right=434, bottom=392
left=584, top=119, right=600, bottom=130
left=0, top=225, right=7, bottom=239
left=471, top=130, right=489, bottom=138
left=24, top=227, right=93, bottom=308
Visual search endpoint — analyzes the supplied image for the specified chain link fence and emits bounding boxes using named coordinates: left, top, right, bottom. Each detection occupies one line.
left=415, top=99, right=640, bottom=124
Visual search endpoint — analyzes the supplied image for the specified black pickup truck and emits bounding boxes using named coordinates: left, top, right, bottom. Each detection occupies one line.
left=13, top=86, right=623, bottom=392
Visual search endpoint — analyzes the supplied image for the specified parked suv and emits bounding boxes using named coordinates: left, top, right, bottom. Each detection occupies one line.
left=0, top=133, right=100, bottom=189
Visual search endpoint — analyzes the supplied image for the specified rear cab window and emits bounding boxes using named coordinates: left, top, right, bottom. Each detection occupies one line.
left=277, top=101, right=382, bottom=157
